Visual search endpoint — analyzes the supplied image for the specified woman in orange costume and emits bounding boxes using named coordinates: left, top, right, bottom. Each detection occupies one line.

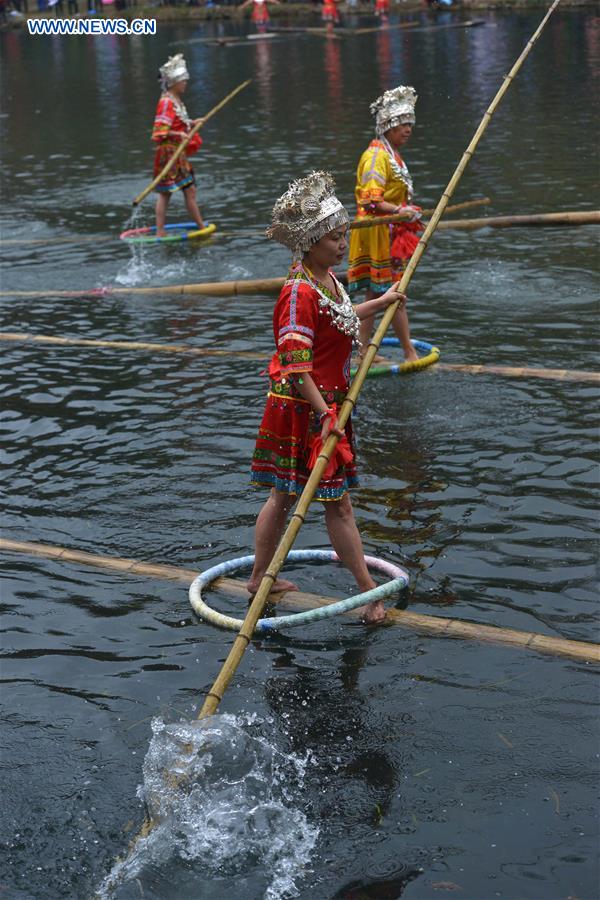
left=151, top=54, right=205, bottom=237
left=249, top=172, right=407, bottom=624
left=347, top=86, right=423, bottom=362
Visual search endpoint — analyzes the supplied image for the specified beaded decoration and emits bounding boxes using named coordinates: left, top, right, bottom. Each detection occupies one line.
left=300, top=263, right=361, bottom=346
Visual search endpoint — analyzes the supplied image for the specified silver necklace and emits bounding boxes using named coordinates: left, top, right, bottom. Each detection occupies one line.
left=381, top=137, right=414, bottom=202
left=301, top=264, right=361, bottom=345
left=166, top=92, right=191, bottom=129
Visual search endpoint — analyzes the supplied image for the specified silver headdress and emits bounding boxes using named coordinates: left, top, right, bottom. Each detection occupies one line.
left=267, top=171, right=349, bottom=258
left=159, top=54, right=189, bottom=91
left=370, top=85, right=417, bottom=136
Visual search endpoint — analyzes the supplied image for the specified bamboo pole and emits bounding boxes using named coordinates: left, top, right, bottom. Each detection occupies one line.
left=2, top=331, right=599, bottom=384
left=350, top=196, right=491, bottom=229
left=1, top=538, right=597, bottom=664
left=131, top=80, right=251, bottom=208
left=437, top=210, right=600, bottom=231
left=1, top=207, right=595, bottom=255
left=197, top=0, right=564, bottom=721
left=0, top=277, right=287, bottom=299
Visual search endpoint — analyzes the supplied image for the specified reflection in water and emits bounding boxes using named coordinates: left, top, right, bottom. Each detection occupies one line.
left=324, top=37, right=343, bottom=112
left=331, top=867, right=422, bottom=899
left=264, top=644, right=408, bottom=824
left=253, top=39, right=274, bottom=116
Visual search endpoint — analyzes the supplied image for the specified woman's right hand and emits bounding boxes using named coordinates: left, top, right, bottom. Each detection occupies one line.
left=379, top=282, right=407, bottom=310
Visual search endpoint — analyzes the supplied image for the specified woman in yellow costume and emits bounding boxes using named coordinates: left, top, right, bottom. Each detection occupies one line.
left=347, top=86, right=423, bottom=362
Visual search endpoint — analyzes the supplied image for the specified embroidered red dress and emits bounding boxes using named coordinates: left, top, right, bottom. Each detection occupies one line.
left=251, top=0, right=269, bottom=23
left=321, top=0, right=340, bottom=23
left=151, top=95, right=203, bottom=194
left=251, top=264, right=359, bottom=502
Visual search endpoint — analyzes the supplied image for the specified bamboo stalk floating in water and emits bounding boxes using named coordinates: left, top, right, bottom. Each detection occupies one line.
left=0, top=196, right=490, bottom=247
left=1, top=538, right=597, bottom=664
left=1, top=212, right=596, bottom=295
left=3, top=205, right=596, bottom=253
left=2, top=331, right=599, bottom=384
left=197, top=0, right=564, bottom=721
left=436, top=210, right=600, bottom=230
left=0, top=278, right=288, bottom=299
left=349, top=18, right=484, bottom=36
left=353, top=208, right=600, bottom=231
left=350, top=196, right=491, bottom=229
left=131, top=79, right=252, bottom=208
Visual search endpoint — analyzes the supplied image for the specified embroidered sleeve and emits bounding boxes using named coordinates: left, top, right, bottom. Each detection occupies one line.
left=356, top=145, right=389, bottom=208
left=275, top=281, right=318, bottom=377
left=151, top=97, right=175, bottom=143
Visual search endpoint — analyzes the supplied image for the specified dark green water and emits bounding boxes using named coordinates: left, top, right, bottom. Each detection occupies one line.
left=1, top=8, right=599, bottom=900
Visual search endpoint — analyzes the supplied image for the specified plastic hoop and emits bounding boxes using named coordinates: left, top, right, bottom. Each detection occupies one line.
left=351, top=338, right=440, bottom=379
left=119, top=222, right=217, bottom=244
left=189, top=549, right=409, bottom=634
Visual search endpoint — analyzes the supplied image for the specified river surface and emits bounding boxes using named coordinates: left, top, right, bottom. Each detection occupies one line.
left=1, top=7, right=599, bottom=900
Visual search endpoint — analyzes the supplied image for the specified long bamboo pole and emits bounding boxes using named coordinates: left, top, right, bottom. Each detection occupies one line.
left=131, top=80, right=251, bottom=208
left=1, top=212, right=596, bottom=300
left=1, top=204, right=595, bottom=251
left=2, top=331, right=599, bottom=384
left=350, top=196, right=490, bottom=229
left=198, top=0, right=563, bottom=721
left=0, top=196, right=487, bottom=247
left=2, top=537, right=597, bottom=664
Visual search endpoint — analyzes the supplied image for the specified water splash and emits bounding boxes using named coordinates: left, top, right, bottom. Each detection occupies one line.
left=98, top=714, right=318, bottom=899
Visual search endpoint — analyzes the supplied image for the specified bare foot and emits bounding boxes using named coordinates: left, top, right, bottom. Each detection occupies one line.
left=195, top=221, right=206, bottom=230
left=354, top=354, right=393, bottom=366
left=360, top=599, right=387, bottom=625
left=403, top=348, right=420, bottom=364
left=246, top=576, right=299, bottom=597
left=156, top=230, right=167, bottom=238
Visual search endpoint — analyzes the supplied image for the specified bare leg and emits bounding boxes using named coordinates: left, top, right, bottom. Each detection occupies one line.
left=391, top=304, right=419, bottom=362
left=358, top=289, right=389, bottom=364
left=155, top=192, right=170, bottom=237
left=247, top=489, right=299, bottom=595
left=324, top=493, right=386, bottom=625
left=183, top=185, right=205, bottom=229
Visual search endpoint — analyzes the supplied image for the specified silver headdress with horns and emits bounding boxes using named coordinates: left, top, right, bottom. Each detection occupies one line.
left=267, top=171, right=349, bottom=258
left=159, top=54, right=189, bottom=91
left=370, top=85, right=417, bottom=136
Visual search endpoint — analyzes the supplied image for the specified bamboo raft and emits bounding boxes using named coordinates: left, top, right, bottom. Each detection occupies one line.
left=1, top=331, right=598, bottom=384
left=2, top=538, right=597, bottom=665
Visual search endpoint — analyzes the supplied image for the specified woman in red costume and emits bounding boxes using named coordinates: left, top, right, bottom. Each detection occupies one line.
left=375, top=0, right=390, bottom=22
left=240, top=0, right=279, bottom=32
left=151, top=54, right=205, bottom=237
left=249, top=172, right=407, bottom=625
left=321, top=0, right=340, bottom=29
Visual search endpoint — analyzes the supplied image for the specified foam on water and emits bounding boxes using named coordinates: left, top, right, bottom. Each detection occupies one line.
left=98, top=713, right=318, bottom=899
left=114, top=245, right=189, bottom=287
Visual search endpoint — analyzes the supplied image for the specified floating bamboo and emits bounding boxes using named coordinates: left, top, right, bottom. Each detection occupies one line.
left=0, top=278, right=287, bottom=299
left=350, top=196, right=490, bottom=229
left=1, top=208, right=596, bottom=255
left=1, top=538, right=597, bottom=664
left=436, top=210, right=600, bottom=231
left=1, top=331, right=598, bottom=384
left=198, top=0, right=563, bottom=721
left=131, top=79, right=251, bottom=207
left=0, top=196, right=482, bottom=248
left=1, top=211, right=596, bottom=298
